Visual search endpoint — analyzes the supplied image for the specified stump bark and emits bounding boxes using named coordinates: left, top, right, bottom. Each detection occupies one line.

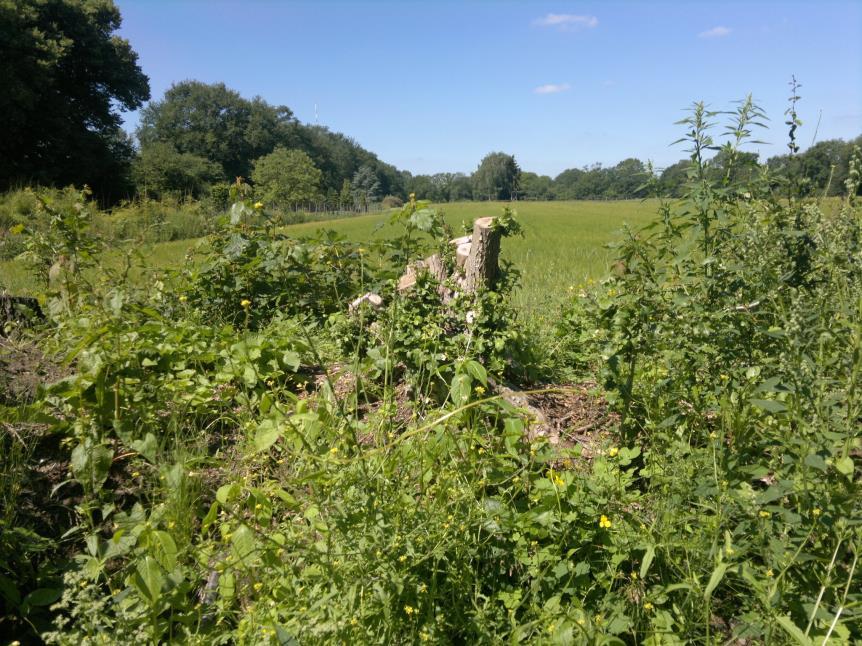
left=463, top=217, right=501, bottom=293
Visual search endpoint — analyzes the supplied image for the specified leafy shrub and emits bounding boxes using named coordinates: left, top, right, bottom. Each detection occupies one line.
left=381, top=195, right=403, bottom=209
left=557, top=98, right=862, bottom=641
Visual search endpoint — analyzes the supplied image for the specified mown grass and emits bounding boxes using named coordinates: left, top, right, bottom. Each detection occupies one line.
left=1, top=200, right=658, bottom=320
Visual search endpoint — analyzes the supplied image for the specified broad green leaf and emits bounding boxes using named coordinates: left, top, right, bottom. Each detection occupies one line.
left=704, top=562, right=728, bottom=600
left=775, top=616, right=812, bottom=645
left=254, top=419, right=282, bottom=453
left=835, top=456, right=855, bottom=477
left=23, top=587, right=61, bottom=608
left=133, top=556, right=164, bottom=606
left=450, top=373, right=471, bottom=407
left=640, top=545, right=655, bottom=579
left=750, top=398, right=787, bottom=413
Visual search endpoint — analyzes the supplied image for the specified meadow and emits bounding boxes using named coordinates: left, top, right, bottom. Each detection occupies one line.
left=1, top=199, right=658, bottom=322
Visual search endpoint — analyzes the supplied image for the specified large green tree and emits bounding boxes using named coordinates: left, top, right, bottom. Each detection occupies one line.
left=251, top=147, right=323, bottom=207
left=0, top=0, right=150, bottom=199
left=137, top=81, right=296, bottom=181
left=132, top=142, right=222, bottom=199
left=472, top=152, right=520, bottom=200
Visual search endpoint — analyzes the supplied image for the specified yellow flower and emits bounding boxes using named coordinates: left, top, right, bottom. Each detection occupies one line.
left=474, top=385, right=486, bottom=395
left=330, top=446, right=339, bottom=455
left=418, top=583, right=427, bottom=593
left=766, top=569, right=774, bottom=577
left=178, top=295, right=187, bottom=303
left=404, top=605, right=415, bottom=615
left=253, top=582, right=263, bottom=591
left=240, top=299, right=251, bottom=309
left=599, top=515, right=612, bottom=529
left=813, top=508, right=822, bottom=517
left=131, top=471, right=141, bottom=478
left=399, top=555, right=407, bottom=563
left=350, top=617, right=359, bottom=626
left=759, top=510, right=770, bottom=518
left=608, top=447, right=619, bottom=457
left=254, top=201, right=264, bottom=210
left=409, top=193, right=416, bottom=201
left=630, top=571, right=638, bottom=581
left=420, top=631, right=431, bottom=642
left=643, top=602, right=653, bottom=610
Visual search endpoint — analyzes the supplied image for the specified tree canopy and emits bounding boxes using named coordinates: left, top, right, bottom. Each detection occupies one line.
left=0, top=0, right=150, bottom=199
left=472, top=152, right=520, bottom=201
left=251, top=148, right=323, bottom=207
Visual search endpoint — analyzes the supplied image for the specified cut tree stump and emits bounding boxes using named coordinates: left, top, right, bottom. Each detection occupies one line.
left=463, top=217, right=501, bottom=293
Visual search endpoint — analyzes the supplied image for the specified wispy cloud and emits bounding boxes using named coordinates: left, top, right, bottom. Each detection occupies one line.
left=698, top=26, right=731, bottom=38
left=534, top=83, right=571, bottom=95
left=533, top=14, right=598, bottom=30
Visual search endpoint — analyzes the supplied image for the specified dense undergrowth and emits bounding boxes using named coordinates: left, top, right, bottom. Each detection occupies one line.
left=1, top=100, right=860, bottom=644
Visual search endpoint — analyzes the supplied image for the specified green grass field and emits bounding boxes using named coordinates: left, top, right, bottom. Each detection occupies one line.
left=1, top=199, right=659, bottom=318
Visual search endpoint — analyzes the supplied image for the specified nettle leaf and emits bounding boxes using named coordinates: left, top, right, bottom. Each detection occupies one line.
left=254, top=418, right=282, bottom=453
left=704, top=562, right=728, bottom=600
left=132, top=556, right=164, bottom=606
left=749, top=398, right=787, bottom=414
left=450, top=373, right=472, bottom=407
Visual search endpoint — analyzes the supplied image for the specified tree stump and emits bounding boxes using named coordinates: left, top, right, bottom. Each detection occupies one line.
left=464, top=217, right=501, bottom=293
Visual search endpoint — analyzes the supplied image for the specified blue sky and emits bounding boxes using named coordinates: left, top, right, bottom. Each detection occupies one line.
left=116, top=1, right=862, bottom=177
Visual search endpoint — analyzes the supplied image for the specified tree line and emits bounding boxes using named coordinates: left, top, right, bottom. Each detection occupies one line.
left=1, top=0, right=858, bottom=209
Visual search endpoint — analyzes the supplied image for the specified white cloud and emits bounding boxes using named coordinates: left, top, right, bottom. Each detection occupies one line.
left=698, top=26, right=731, bottom=38
left=533, top=14, right=598, bottom=30
left=534, top=83, right=571, bottom=95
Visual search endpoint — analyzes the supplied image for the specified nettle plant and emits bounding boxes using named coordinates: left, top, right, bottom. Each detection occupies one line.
left=558, top=96, right=861, bottom=640
left=183, top=179, right=368, bottom=328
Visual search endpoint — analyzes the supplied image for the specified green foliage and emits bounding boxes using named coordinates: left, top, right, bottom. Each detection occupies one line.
left=0, top=0, right=149, bottom=200
left=251, top=147, right=323, bottom=208
left=132, top=142, right=223, bottom=199
left=473, top=151, right=520, bottom=201
left=184, top=181, right=367, bottom=327
left=558, top=98, right=862, bottom=641
left=2, top=100, right=860, bottom=644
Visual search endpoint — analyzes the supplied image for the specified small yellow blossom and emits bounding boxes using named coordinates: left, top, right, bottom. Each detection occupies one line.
left=608, top=447, right=619, bottom=458
left=240, top=299, right=251, bottom=309
left=167, top=521, right=176, bottom=529
left=330, top=446, right=339, bottom=455
left=419, top=583, right=427, bottom=593
left=630, top=571, right=638, bottom=581
left=474, top=385, right=486, bottom=396
left=178, top=295, right=187, bottom=303
left=399, top=555, right=407, bottom=563
left=131, top=471, right=141, bottom=478
left=766, top=569, right=774, bottom=577
left=813, top=508, right=822, bottom=517
left=577, top=618, right=585, bottom=626
left=644, top=602, right=653, bottom=610
left=404, top=605, right=415, bottom=616
left=759, top=510, right=770, bottom=518
left=599, top=515, right=612, bottom=529
left=253, top=582, right=263, bottom=591
left=420, top=631, right=431, bottom=642
left=254, top=201, right=264, bottom=210
left=350, top=618, right=359, bottom=626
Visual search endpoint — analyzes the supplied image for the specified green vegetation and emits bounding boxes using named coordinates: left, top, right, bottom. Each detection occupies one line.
left=1, top=198, right=658, bottom=320
left=1, top=98, right=860, bottom=643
